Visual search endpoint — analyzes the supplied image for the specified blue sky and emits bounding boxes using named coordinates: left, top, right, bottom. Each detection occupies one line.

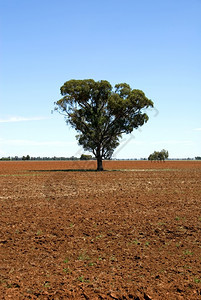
left=0, top=0, right=201, bottom=159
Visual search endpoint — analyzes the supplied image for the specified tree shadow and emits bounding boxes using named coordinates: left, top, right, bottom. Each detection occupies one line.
left=29, top=169, right=104, bottom=173
left=29, top=168, right=132, bottom=173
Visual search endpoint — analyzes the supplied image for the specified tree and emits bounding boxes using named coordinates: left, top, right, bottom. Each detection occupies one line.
left=160, top=149, right=169, bottom=161
left=55, top=79, right=154, bottom=171
left=22, top=155, right=30, bottom=161
left=148, top=149, right=169, bottom=161
left=80, top=154, right=92, bottom=160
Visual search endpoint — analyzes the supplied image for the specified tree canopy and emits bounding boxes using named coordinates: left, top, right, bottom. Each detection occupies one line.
left=55, top=79, right=154, bottom=170
left=148, top=149, right=169, bottom=161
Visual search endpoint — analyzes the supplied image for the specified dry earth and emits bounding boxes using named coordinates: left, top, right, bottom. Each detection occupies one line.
left=0, top=160, right=201, bottom=299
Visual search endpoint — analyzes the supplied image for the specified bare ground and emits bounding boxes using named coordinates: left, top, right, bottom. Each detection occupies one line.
left=0, top=161, right=201, bottom=299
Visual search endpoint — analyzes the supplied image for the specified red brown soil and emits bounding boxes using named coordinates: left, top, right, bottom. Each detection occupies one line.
left=0, top=160, right=201, bottom=299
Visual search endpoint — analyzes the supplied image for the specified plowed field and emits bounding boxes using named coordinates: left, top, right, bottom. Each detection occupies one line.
left=0, top=161, right=201, bottom=299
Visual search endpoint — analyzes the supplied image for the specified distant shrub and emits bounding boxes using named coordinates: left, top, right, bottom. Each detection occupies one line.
left=22, top=155, right=30, bottom=160
left=148, top=149, right=169, bottom=162
left=80, top=154, right=92, bottom=160
left=0, top=157, right=11, bottom=161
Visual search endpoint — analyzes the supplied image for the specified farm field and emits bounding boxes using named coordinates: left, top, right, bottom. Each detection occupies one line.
left=0, top=160, right=201, bottom=299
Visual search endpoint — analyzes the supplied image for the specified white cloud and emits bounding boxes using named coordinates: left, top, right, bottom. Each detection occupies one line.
left=0, top=116, right=49, bottom=123
left=193, top=128, right=201, bottom=131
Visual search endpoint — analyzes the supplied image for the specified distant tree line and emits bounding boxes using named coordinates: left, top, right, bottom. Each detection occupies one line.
left=0, top=154, right=200, bottom=161
left=0, top=156, right=80, bottom=161
left=0, top=155, right=97, bottom=161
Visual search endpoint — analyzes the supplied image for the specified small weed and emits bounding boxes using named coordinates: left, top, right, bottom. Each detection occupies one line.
left=63, top=268, right=71, bottom=274
left=184, top=250, right=193, bottom=256
left=98, top=256, right=103, bottom=261
left=159, top=269, right=166, bottom=273
left=36, top=230, right=42, bottom=236
left=132, top=240, right=140, bottom=245
left=88, top=262, right=95, bottom=266
left=96, top=234, right=103, bottom=239
left=110, top=255, right=116, bottom=262
left=77, top=276, right=89, bottom=283
left=78, top=252, right=90, bottom=261
left=64, top=258, right=69, bottom=263
left=69, top=223, right=74, bottom=228
left=175, top=216, right=186, bottom=221
left=44, top=281, right=50, bottom=288
left=145, top=242, right=150, bottom=247
left=194, top=278, right=200, bottom=284
left=158, top=222, right=165, bottom=226
left=78, top=276, right=85, bottom=282
left=184, top=265, right=192, bottom=269
left=0, top=279, right=6, bottom=285
left=199, top=217, right=201, bottom=222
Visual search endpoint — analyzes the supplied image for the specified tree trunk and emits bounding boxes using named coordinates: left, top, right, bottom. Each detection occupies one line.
left=97, top=155, right=103, bottom=171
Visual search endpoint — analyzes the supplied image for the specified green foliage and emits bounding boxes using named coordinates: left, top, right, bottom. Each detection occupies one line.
left=55, top=79, right=154, bottom=170
left=63, top=267, right=71, bottom=273
left=80, top=154, right=92, bottom=160
left=183, top=250, right=193, bottom=256
left=148, top=149, right=169, bottom=161
left=78, top=252, right=90, bottom=261
left=22, top=155, right=30, bottom=160
left=0, top=157, right=11, bottom=161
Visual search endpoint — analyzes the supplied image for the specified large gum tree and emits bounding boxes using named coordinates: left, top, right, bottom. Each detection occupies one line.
left=55, top=79, right=154, bottom=171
